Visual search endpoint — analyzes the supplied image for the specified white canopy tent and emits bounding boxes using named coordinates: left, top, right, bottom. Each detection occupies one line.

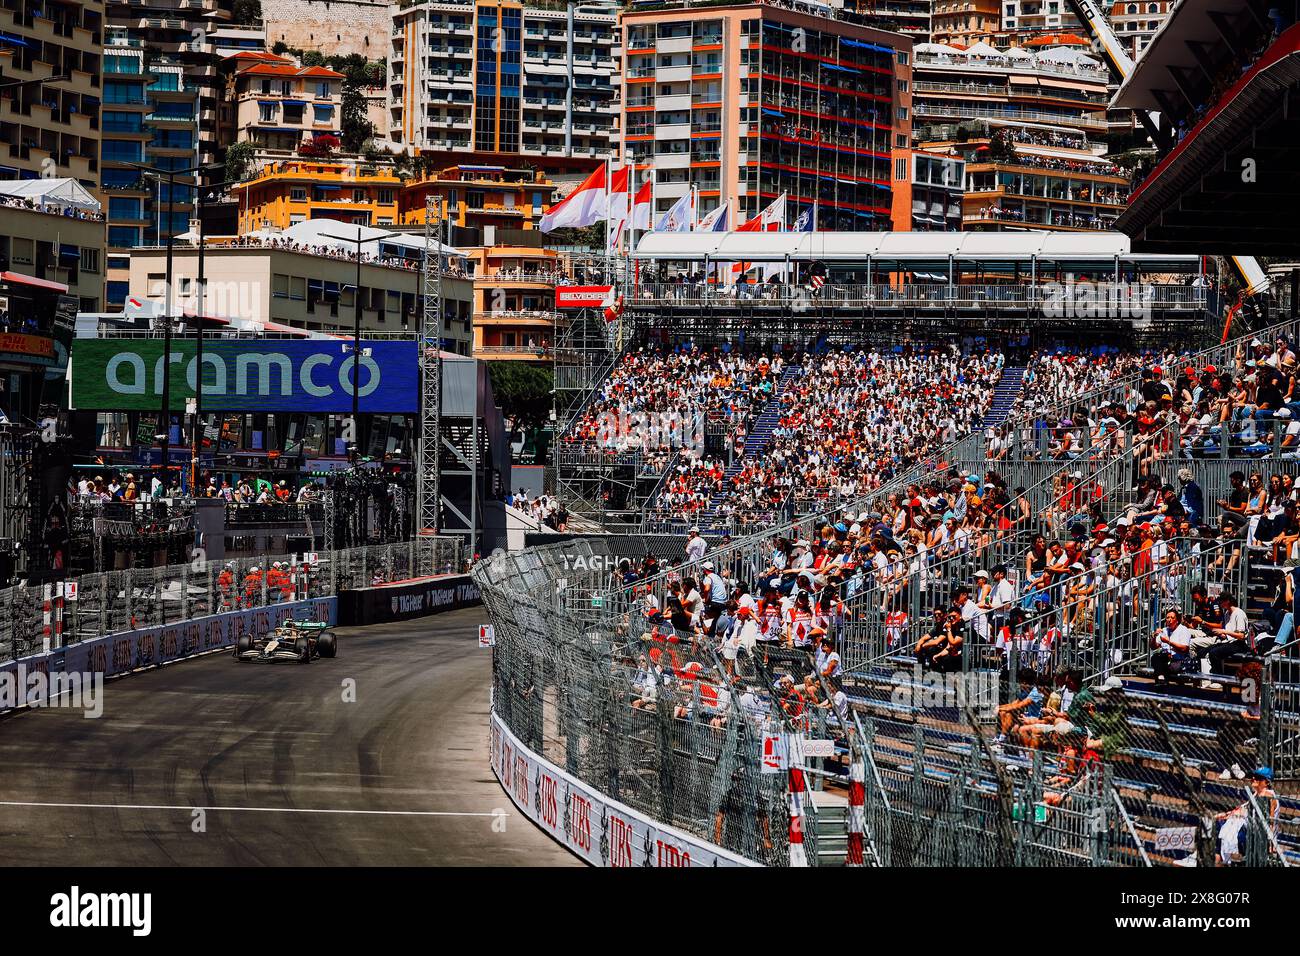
left=0, top=177, right=101, bottom=214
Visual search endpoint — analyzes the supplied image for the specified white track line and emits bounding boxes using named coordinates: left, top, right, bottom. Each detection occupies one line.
left=0, top=800, right=504, bottom=817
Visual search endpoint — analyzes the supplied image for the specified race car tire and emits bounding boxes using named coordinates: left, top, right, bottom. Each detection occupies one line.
left=234, top=634, right=253, bottom=658
left=299, top=640, right=311, bottom=664
left=317, top=632, right=337, bottom=659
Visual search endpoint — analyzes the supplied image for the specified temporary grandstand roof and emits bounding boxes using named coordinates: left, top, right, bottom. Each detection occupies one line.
left=0, top=177, right=100, bottom=213
left=633, top=231, right=1176, bottom=262
left=1112, top=0, right=1227, bottom=111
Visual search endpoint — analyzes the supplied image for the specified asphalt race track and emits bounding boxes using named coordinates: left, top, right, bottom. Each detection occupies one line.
left=0, top=607, right=577, bottom=866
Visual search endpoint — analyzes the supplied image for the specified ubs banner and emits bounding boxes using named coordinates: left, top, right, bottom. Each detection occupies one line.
left=336, top=573, right=481, bottom=626
left=491, top=713, right=755, bottom=867
left=70, top=339, right=418, bottom=413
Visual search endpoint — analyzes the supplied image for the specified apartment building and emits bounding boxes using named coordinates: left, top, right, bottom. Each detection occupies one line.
left=0, top=0, right=103, bottom=188
left=231, top=159, right=402, bottom=232
left=466, top=244, right=564, bottom=363
left=0, top=177, right=104, bottom=312
left=924, top=121, right=1128, bottom=231
left=997, top=1, right=1085, bottom=45
left=1107, top=0, right=1173, bottom=60
left=388, top=0, right=617, bottom=171
left=620, top=0, right=914, bottom=232
left=910, top=149, right=964, bottom=230
left=845, top=0, right=932, bottom=40
left=912, top=40, right=1110, bottom=142
left=222, top=52, right=345, bottom=153
left=400, top=164, right=556, bottom=240
left=931, top=0, right=1000, bottom=45
left=126, top=239, right=474, bottom=343
left=104, top=0, right=263, bottom=169
left=100, top=44, right=200, bottom=306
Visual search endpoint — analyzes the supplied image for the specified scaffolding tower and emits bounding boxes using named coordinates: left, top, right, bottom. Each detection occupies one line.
left=417, top=196, right=444, bottom=537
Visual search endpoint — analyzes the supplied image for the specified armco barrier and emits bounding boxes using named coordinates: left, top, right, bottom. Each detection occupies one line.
left=335, top=574, right=481, bottom=626
left=490, top=713, right=756, bottom=868
left=0, top=597, right=336, bottom=714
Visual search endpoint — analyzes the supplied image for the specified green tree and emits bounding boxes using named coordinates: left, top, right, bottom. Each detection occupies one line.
left=231, top=0, right=261, bottom=25
left=340, top=84, right=374, bottom=154
left=487, top=362, right=553, bottom=432
left=224, top=140, right=256, bottom=183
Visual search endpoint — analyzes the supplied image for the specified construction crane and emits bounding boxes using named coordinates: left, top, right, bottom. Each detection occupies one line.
left=1067, top=0, right=1270, bottom=299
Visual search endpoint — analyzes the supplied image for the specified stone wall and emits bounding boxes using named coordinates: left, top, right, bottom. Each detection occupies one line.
left=264, top=0, right=390, bottom=58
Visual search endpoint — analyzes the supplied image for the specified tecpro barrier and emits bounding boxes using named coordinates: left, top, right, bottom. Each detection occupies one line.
left=490, top=712, right=756, bottom=868
left=336, top=574, right=481, bottom=626
left=0, top=597, right=336, bottom=714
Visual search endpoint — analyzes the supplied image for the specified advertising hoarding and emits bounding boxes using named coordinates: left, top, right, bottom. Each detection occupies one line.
left=71, top=339, right=418, bottom=413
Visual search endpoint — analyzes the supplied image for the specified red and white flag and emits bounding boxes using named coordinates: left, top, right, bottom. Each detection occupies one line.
left=731, top=192, right=788, bottom=276
left=541, top=162, right=625, bottom=234
left=608, top=177, right=652, bottom=252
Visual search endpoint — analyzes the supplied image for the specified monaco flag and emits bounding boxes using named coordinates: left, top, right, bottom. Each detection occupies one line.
left=541, top=162, right=625, bottom=234
left=608, top=177, right=653, bottom=252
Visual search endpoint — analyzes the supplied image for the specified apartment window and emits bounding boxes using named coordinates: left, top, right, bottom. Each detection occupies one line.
left=896, top=51, right=909, bottom=65
left=896, top=133, right=908, bottom=148
left=354, top=189, right=366, bottom=203
left=377, top=188, right=394, bottom=205
left=290, top=187, right=307, bottom=201
left=898, top=107, right=908, bottom=120
left=259, top=103, right=276, bottom=122
left=897, top=79, right=909, bottom=93
left=80, top=248, right=99, bottom=273
left=896, top=157, right=907, bottom=180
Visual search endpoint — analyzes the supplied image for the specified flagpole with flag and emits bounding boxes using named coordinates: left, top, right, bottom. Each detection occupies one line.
left=604, top=161, right=612, bottom=283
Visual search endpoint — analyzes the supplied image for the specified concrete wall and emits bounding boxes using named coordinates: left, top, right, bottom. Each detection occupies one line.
left=264, top=0, right=390, bottom=58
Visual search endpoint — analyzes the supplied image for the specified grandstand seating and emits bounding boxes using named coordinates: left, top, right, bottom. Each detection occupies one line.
left=583, top=319, right=1300, bottom=866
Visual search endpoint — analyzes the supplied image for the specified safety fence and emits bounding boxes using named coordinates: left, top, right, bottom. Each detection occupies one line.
left=0, top=537, right=462, bottom=662
left=478, top=538, right=1294, bottom=866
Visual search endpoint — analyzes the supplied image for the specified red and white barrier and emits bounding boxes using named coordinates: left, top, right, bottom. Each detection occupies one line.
left=490, top=712, right=756, bottom=868
left=846, top=756, right=866, bottom=866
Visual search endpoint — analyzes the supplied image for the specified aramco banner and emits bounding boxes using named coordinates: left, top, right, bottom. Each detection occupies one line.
left=70, top=339, right=418, bottom=413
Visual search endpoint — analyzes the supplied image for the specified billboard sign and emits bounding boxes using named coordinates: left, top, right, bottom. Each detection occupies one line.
left=70, top=339, right=419, bottom=413
left=555, top=285, right=613, bottom=309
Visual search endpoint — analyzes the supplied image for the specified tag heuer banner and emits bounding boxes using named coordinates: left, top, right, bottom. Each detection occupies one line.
left=71, top=339, right=419, bottom=413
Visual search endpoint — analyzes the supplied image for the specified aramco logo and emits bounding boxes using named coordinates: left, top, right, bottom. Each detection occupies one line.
left=103, top=349, right=383, bottom=400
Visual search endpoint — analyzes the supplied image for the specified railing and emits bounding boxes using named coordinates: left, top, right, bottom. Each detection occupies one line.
left=0, top=538, right=462, bottom=663
left=630, top=282, right=1209, bottom=313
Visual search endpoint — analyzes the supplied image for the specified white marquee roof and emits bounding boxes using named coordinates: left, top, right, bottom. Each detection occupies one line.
left=632, top=231, right=1185, bottom=261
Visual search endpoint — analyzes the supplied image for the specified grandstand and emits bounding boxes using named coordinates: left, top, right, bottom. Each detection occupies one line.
left=493, top=251, right=1300, bottom=865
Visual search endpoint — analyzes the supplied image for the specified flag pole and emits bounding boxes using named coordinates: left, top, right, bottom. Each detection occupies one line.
left=603, top=160, right=612, bottom=284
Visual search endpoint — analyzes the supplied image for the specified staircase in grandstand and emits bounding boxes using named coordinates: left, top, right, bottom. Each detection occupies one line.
left=698, top=364, right=804, bottom=520
left=979, top=365, right=1027, bottom=429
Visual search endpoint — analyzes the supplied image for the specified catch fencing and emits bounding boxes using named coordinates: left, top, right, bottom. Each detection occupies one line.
left=479, top=537, right=1295, bottom=866
left=0, top=537, right=462, bottom=662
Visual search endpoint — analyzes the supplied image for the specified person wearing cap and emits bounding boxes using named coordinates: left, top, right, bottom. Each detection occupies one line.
left=701, top=561, right=730, bottom=631
left=1215, top=767, right=1278, bottom=865
left=685, top=526, right=706, bottom=563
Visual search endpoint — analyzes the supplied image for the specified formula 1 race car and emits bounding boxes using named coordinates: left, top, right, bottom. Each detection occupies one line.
left=233, top=620, right=338, bottom=664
